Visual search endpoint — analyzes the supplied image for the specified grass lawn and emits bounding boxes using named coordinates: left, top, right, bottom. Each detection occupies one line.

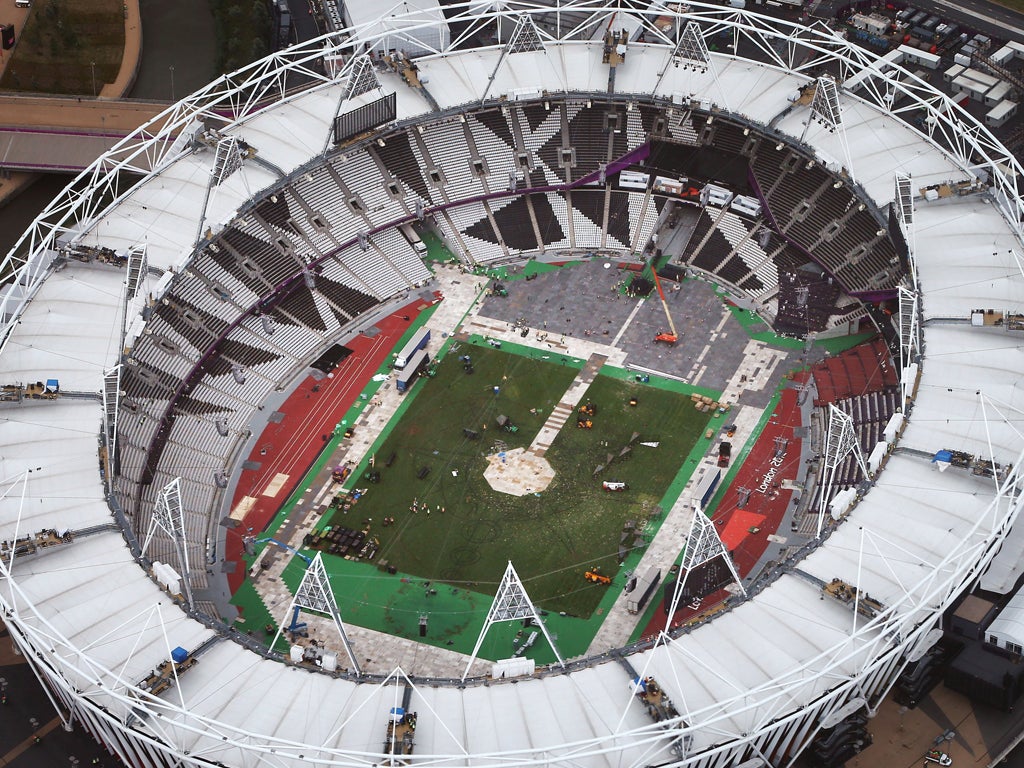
left=322, top=346, right=710, bottom=618
left=0, top=0, right=124, bottom=95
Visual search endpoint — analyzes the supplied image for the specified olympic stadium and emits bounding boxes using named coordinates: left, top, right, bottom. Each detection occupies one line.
left=1, top=1, right=1024, bottom=766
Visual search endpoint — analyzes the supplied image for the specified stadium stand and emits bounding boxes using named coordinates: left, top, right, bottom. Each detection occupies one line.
left=2, top=5, right=1023, bottom=768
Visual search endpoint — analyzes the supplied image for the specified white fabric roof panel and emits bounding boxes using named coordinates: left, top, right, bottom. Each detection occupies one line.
left=2, top=264, right=121, bottom=390
left=915, top=198, right=1024, bottom=319
left=0, top=401, right=110, bottom=537
left=80, top=162, right=213, bottom=272
left=982, top=517, right=1024, bottom=594
left=11, top=534, right=214, bottom=693
left=776, top=97, right=958, bottom=205
left=801, top=454, right=998, bottom=609
left=899, top=325, right=1024, bottom=462
left=2, top=15, right=1024, bottom=768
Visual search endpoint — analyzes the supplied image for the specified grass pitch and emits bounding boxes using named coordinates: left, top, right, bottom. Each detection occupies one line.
left=325, top=344, right=710, bottom=617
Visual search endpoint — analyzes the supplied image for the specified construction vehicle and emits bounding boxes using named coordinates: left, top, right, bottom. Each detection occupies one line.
left=585, top=568, right=612, bottom=585
left=924, top=750, right=952, bottom=766
left=254, top=537, right=313, bottom=566
left=651, top=271, right=678, bottom=344
left=717, top=442, right=732, bottom=468
left=496, top=415, right=518, bottom=433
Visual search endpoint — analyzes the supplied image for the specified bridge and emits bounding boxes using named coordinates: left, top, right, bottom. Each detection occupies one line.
left=0, top=95, right=171, bottom=173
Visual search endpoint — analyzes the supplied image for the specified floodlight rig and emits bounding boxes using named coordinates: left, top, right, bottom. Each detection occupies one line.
left=816, top=404, right=869, bottom=537
left=897, top=285, right=920, bottom=405
left=272, top=552, right=361, bottom=675
left=141, top=477, right=195, bottom=610
left=462, top=561, right=563, bottom=680
left=664, top=507, right=745, bottom=633
left=894, top=174, right=916, bottom=284
left=801, top=75, right=856, bottom=184
left=653, top=23, right=729, bottom=111
left=480, top=15, right=549, bottom=102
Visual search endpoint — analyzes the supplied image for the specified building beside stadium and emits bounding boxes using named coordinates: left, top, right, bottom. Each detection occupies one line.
left=1, top=1, right=1022, bottom=766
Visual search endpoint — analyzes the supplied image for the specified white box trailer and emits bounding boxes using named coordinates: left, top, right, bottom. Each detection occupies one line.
left=986, top=99, right=1018, bottom=128
left=962, top=67, right=999, bottom=89
left=985, top=81, right=1013, bottom=107
left=899, top=45, right=941, bottom=70
left=953, top=74, right=990, bottom=102
left=943, top=63, right=965, bottom=83
left=992, top=44, right=1016, bottom=66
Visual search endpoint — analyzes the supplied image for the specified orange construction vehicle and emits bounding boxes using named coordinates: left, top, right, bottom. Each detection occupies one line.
left=651, top=270, right=678, bottom=344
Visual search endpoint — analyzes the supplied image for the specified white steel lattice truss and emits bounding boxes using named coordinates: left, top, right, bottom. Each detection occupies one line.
left=664, top=507, right=745, bottom=631
left=272, top=552, right=361, bottom=674
left=817, top=404, right=869, bottom=536
left=142, top=477, right=195, bottom=610
left=463, top=561, right=564, bottom=679
left=898, top=285, right=920, bottom=405
left=102, top=364, right=122, bottom=472
left=125, top=244, right=148, bottom=301
left=895, top=174, right=917, bottom=284
left=803, top=76, right=855, bottom=183
left=506, top=15, right=546, bottom=54
left=344, top=54, right=381, bottom=101
left=655, top=21, right=722, bottom=102
left=213, top=135, right=244, bottom=186
left=2, top=4, right=1024, bottom=767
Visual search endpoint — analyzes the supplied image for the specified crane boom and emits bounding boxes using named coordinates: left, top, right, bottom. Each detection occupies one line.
left=651, top=270, right=678, bottom=343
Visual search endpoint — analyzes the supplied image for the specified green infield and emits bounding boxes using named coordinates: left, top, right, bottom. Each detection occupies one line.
left=321, top=345, right=711, bottom=618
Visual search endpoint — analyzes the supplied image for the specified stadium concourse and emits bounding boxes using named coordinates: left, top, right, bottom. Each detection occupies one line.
left=1, top=2, right=1024, bottom=768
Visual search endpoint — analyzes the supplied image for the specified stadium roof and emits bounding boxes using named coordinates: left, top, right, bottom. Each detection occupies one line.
left=1, top=2, right=1023, bottom=766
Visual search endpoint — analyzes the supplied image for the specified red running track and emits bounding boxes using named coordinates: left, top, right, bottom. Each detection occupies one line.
left=223, top=298, right=432, bottom=594
left=642, top=384, right=805, bottom=638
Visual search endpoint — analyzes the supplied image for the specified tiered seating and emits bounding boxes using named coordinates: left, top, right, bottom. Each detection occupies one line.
left=540, top=193, right=572, bottom=250
left=486, top=196, right=540, bottom=252
left=436, top=206, right=507, bottom=263
left=334, top=242, right=408, bottom=298
left=715, top=210, right=774, bottom=298
left=566, top=102, right=609, bottom=180
left=332, top=151, right=410, bottom=230
left=629, top=192, right=659, bottom=254
left=684, top=208, right=732, bottom=273
left=567, top=190, right=605, bottom=250
left=516, top=102, right=563, bottom=186
left=666, top=109, right=700, bottom=145
left=284, top=166, right=360, bottom=251
left=369, top=130, right=433, bottom=205
left=775, top=267, right=843, bottom=336
left=626, top=107, right=647, bottom=152
left=817, top=387, right=901, bottom=507
left=367, top=228, right=420, bottom=289
left=750, top=146, right=902, bottom=292
left=219, top=224, right=298, bottom=288
left=312, top=273, right=380, bottom=321
left=189, top=257, right=263, bottom=309
left=570, top=188, right=607, bottom=235
left=416, top=119, right=487, bottom=204
left=606, top=191, right=631, bottom=249
left=810, top=337, right=898, bottom=406
left=701, top=118, right=750, bottom=156
left=467, top=110, right=520, bottom=190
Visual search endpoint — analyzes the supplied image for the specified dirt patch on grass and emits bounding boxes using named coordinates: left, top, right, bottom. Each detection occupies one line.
left=483, top=448, right=555, bottom=495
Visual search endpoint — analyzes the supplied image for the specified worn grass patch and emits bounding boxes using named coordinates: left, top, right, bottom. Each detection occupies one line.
left=0, top=0, right=124, bottom=95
